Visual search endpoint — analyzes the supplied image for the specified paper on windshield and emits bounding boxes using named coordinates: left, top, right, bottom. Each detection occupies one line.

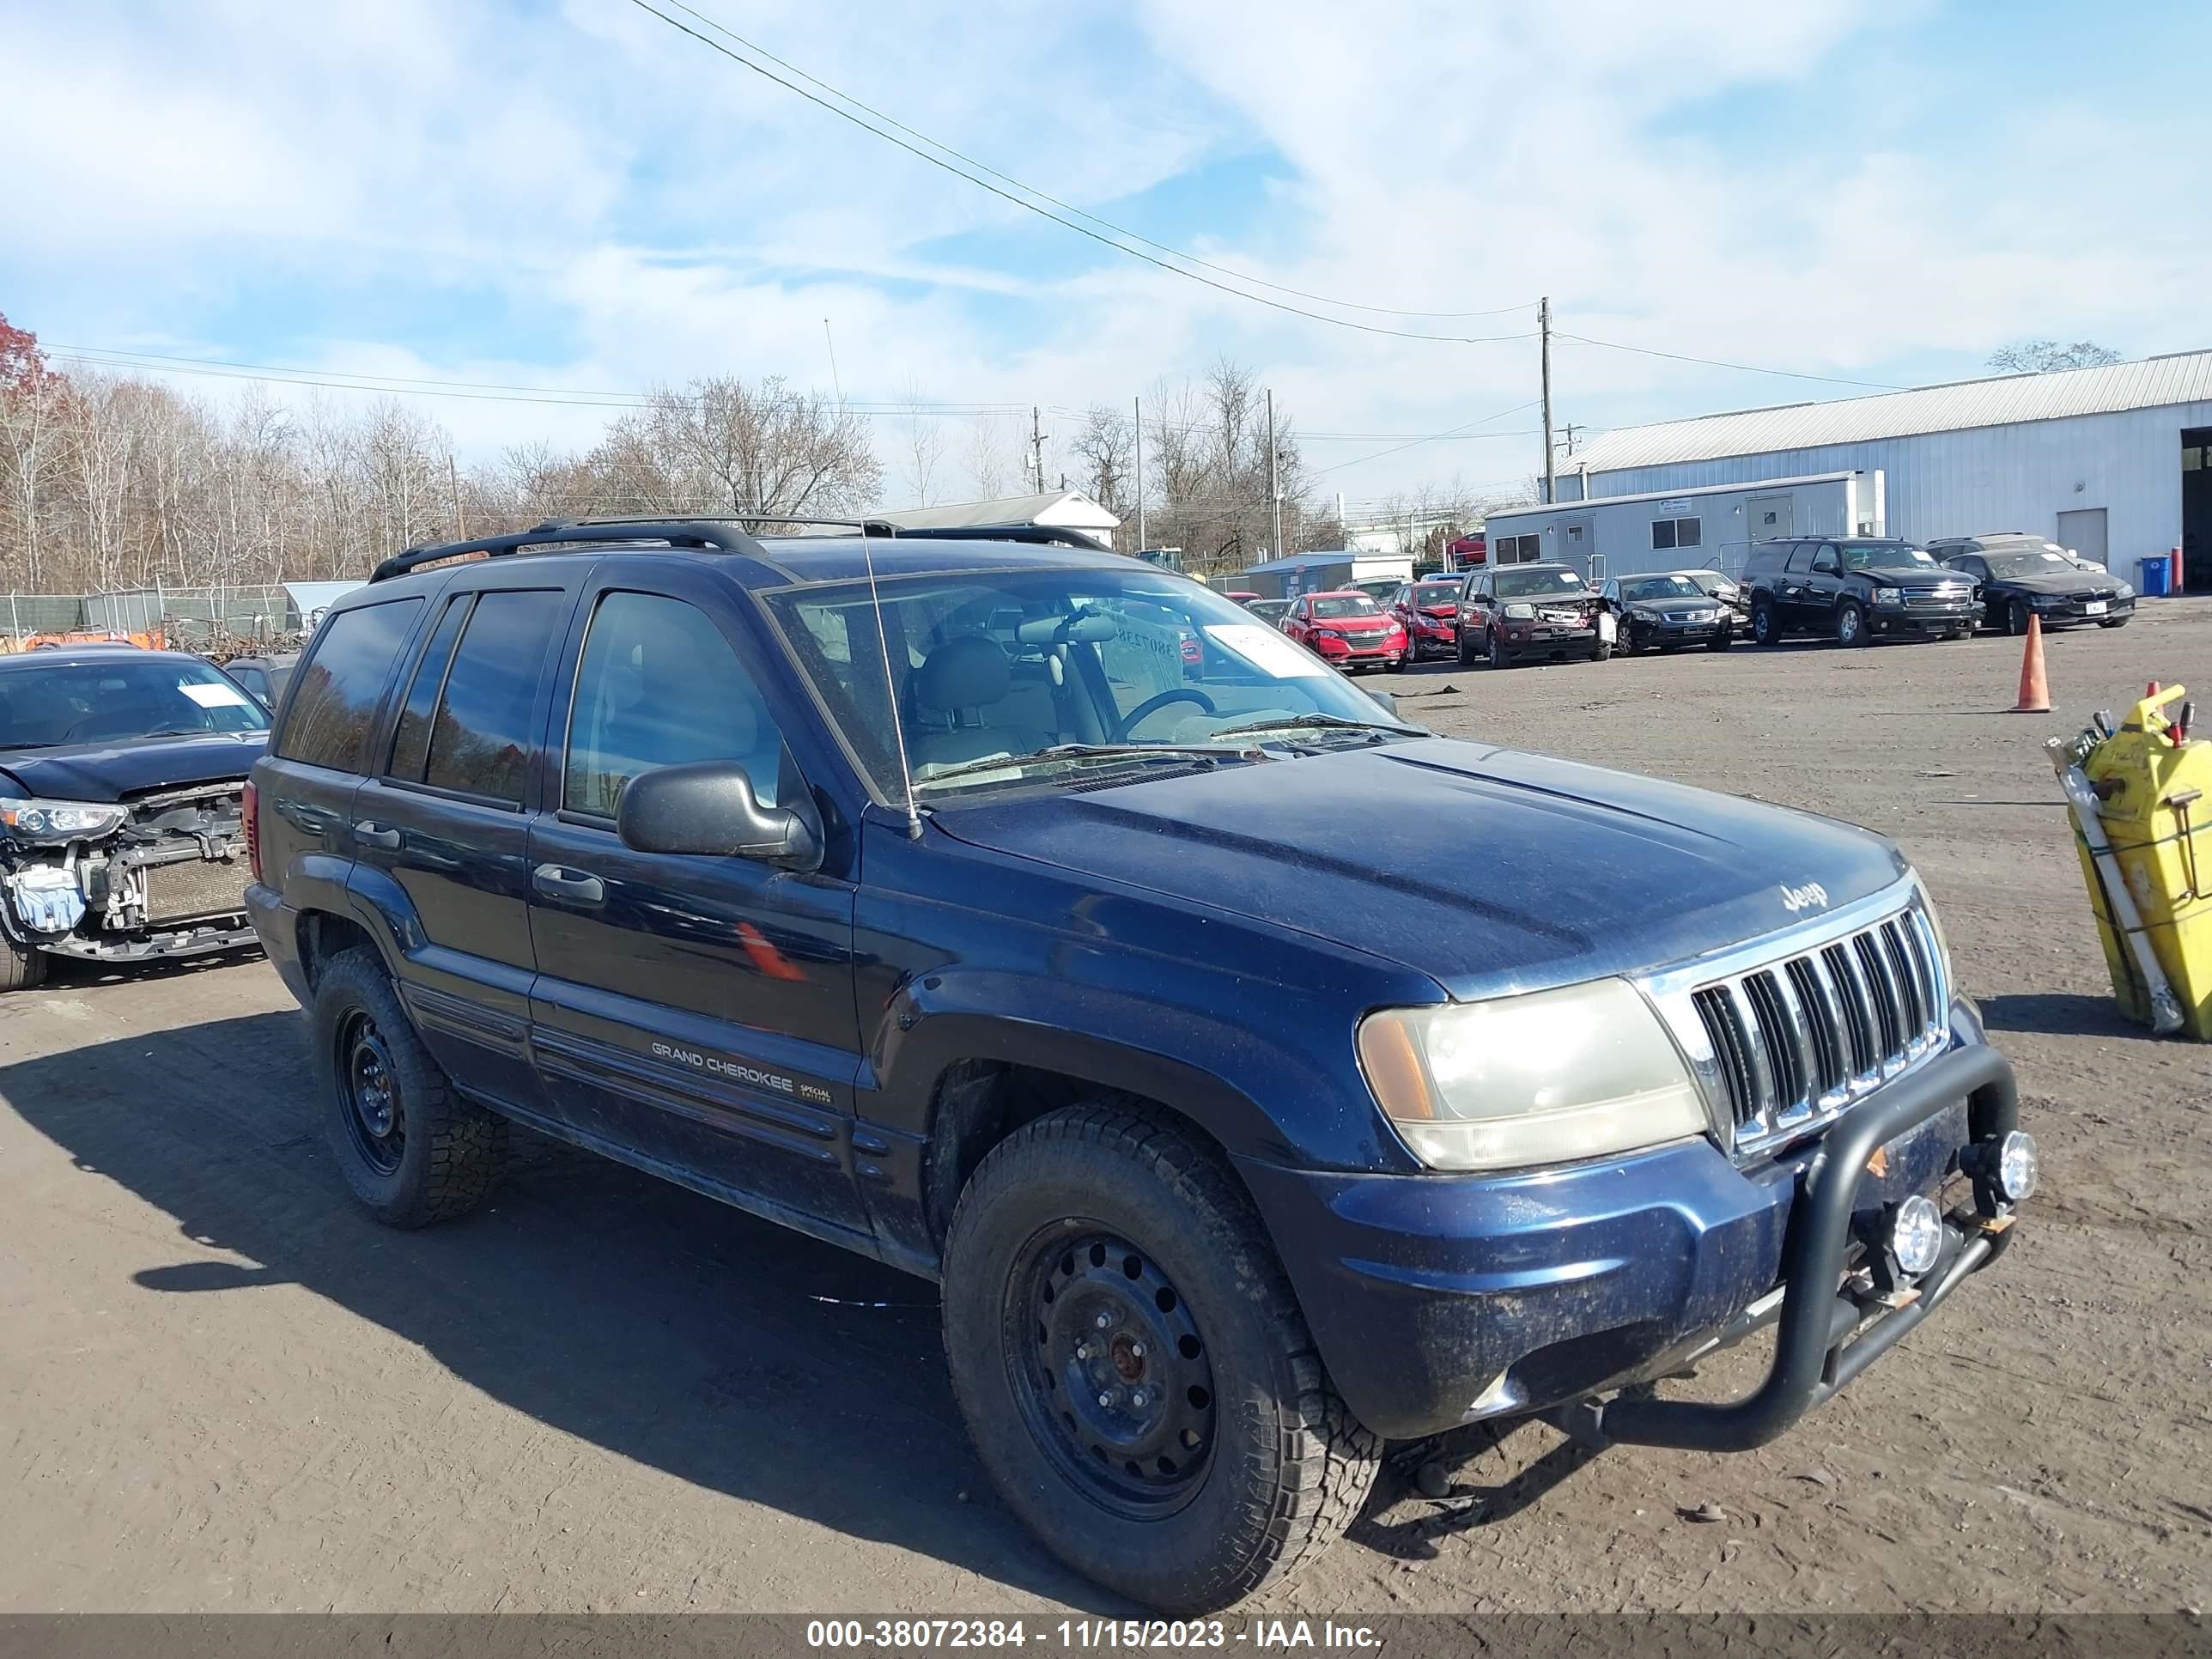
left=181, top=680, right=251, bottom=708
left=1204, top=623, right=1329, bottom=678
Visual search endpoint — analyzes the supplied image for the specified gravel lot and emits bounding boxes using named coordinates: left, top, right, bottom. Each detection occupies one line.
left=3, top=605, right=2209, bottom=1617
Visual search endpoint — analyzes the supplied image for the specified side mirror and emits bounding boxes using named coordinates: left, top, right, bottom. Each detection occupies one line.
left=617, top=761, right=823, bottom=871
left=1812, top=558, right=1839, bottom=576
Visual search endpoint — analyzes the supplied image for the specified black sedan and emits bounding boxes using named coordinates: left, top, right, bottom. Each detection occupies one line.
left=1936, top=539, right=2135, bottom=634
left=1598, top=572, right=1735, bottom=655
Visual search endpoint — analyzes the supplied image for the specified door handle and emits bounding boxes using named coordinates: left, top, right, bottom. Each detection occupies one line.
left=532, top=864, right=605, bottom=905
left=354, top=820, right=400, bottom=850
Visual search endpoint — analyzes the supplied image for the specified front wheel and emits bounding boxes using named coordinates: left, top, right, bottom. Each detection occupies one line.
left=1709, top=630, right=1733, bottom=652
left=1751, top=600, right=1780, bottom=646
left=2006, top=599, right=2033, bottom=637
left=1488, top=630, right=1509, bottom=670
left=1837, top=602, right=1870, bottom=647
left=2100, top=617, right=2131, bottom=629
left=1384, top=656, right=1407, bottom=673
left=0, top=933, right=46, bottom=992
left=1455, top=628, right=1475, bottom=666
left=311, top=949, right=505, bottom=1227
left=943, top=1103, right=1381, bottom=1612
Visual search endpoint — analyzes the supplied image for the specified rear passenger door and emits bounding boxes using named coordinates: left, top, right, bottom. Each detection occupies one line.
left=524, top=569, right=868, bottom=1241
left=348, top=577, right=578, bottom=1112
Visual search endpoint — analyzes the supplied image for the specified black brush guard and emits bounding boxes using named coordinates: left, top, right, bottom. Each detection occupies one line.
left=1552, top=1043, right=2018, bottom=1452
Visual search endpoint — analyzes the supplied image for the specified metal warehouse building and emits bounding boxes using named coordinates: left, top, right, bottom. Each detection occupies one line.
left=1549, top=349, right=2212, bottom=592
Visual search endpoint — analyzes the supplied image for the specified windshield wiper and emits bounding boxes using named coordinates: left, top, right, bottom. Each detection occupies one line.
left=1212, top=713, right=1415, bottom=740
left=914, top=741, right=1267, bottom=792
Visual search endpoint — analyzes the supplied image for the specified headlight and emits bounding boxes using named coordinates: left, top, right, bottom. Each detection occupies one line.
left=1358, top=978, right=1710, bottom=1171
left=0, top=796, right=129, bottom=843
left=1874, top=587, right=1905, bottom=608
left=1502, top=602, right=1535, bottom=620
left=2118, top=583, right=2135, bottom=599
left=1313, top=628, right=1341, bottom=640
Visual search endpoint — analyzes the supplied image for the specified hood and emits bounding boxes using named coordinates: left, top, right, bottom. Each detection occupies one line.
left=1987, top=570, right=2115, bottom=596
left=933, top=737, right=1907, bottom=1000
left=1418, top=602, right=1459, bottom=618
left=0, top=732, right=266, bottom=802
left=1626, top=598, right=1721, bottom=617
left=1861, top=564, right=1960, bottom=586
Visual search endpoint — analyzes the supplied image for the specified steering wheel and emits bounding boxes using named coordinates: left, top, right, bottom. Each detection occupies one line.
left=1113, top=687, right=1216, bottom=741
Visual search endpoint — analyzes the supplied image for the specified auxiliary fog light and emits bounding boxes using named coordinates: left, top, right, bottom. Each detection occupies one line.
left=1889, top=1194, right=1944, bottom=1279
left=1996, top=1130, right=2039, bottom=1204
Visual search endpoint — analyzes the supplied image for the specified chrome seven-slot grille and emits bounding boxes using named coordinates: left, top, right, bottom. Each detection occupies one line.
left=1687, top=903, right=1948, bottom=1152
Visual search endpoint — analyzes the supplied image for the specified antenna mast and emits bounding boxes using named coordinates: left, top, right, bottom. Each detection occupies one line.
left=857, top=524, right=924, bottom=840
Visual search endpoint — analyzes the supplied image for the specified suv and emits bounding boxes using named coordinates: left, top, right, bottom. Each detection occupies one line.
left=1455, top=562, right=1608, bottom=666
left=1741, top=537, right=1979, bottom=647
left=246, top=520, right=2033, bottom=1611
left=1928, top=534, right=2136, bottom=635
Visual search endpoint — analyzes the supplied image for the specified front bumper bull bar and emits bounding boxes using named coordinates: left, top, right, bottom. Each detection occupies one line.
left=1551, top=1042, right=2017, bottom=1452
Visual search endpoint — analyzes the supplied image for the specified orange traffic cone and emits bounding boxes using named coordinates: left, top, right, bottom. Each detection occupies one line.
left=2011, top=613, right=2051, bottom=714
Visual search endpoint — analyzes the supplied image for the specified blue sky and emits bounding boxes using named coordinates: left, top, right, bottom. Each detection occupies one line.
left=4, top=0, right=2204, bottom=515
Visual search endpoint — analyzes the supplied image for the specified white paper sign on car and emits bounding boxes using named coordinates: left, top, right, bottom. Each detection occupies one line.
left=1204, top=623, right=1329, bottom=678
left=181, top=680, right=252, bottom=708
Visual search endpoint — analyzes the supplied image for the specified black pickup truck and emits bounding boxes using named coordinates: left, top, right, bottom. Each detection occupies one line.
left=246, top=520, right=2035, bottom=1610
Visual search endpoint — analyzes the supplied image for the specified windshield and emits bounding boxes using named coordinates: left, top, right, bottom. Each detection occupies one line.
left=1310, top=595, right=1380, bottom=618
left=1247, top=599, right=1291, bottom=621
left=1494, top=568, right=1584, bottom=599
left=1686, top=572, right=1734, bottom=594
left=0, top=656, right=270, bottom=749
left=1840, top=543, right=1935, bottom=571
left=765, top=567, right=1416, bottom=799
left=1413, top=584, right=1460, bottom=605
left=1983, top=550, right=2077, bottom=579
left=1620, top=576, right=1705, bottom=602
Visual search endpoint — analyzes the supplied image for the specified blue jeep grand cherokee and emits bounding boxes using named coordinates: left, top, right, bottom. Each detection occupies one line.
left=244, top=520, right=2034, bottom=1610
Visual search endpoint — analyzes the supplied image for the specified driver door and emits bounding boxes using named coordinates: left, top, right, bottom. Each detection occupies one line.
left=524, top=570, right=868, bottom=1239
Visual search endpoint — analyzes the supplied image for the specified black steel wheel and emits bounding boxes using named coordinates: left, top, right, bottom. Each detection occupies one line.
left=311, top=947, right=505, bottom=1227
left=943, top=1101, right=1380, bottom=1611
left=337, top=1008, right=406, bottom=1176
left=1011, top=1229, right=1217, bottom=1519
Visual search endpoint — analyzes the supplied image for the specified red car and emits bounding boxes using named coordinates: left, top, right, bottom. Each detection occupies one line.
left=1389, top=577, right=1468, bottom=662
left=1282, top=590, right=1407, bottom=673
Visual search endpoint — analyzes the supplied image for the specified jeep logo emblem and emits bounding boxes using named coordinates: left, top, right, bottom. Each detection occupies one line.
left=1779, top=881, right=1830, bottom=914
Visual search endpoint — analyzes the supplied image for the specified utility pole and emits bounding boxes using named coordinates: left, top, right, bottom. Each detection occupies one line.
left=1030, top=406, right=1045, bottom=494
left=1561, top=421, right=1583, bottom=459
left=1133, top=395, right=1146, bottom=553
left=1539, top=295, right=1556, bottom=505
left=1267, top=387, right=1282, bottom=559
left=447, top=453, right=467, bottom=539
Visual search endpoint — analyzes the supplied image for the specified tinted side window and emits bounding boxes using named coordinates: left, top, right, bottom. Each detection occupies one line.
left=276, top=599, right=423, bottom=773
left=388, top=593, right=473, bottom=781
left=1784, top=544, right=1814, bottom=574
left=422, top=590, right=564, bottom=803
left=229, top=665, right=269, bottom=701
left=564, top=592, right=786, bottom=819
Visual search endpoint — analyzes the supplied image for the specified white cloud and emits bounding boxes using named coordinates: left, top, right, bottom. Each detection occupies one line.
left=3, top=0, right=2198, bottom=501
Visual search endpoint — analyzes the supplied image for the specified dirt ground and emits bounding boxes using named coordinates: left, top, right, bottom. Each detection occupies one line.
left=3, top=606, right=2209, bottom=1618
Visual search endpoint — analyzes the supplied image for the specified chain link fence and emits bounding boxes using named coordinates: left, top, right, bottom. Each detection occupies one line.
left=2, top=584, right=332, bottom=653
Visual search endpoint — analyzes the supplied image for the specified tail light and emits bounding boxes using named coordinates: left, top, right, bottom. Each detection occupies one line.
left=243, top=779, right=261, bottom=883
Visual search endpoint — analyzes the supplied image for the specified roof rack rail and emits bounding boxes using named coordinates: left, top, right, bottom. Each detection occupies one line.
left=865, top=522, right=1113, bottom=554
left=369, top=518, right=774, bottom=584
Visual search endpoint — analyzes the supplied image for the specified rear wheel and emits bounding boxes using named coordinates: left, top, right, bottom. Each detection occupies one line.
left=311, top=948, right=505, bottom=1227
left=942, top=1103, right=1381, bottom=1611
left=0, top=934, right=47, bottom=992
left=1837, top=602, right=1870, bottom=647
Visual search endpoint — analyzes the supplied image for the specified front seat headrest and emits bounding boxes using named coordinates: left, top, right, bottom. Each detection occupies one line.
left=915, top=635, right=1011, bottom=712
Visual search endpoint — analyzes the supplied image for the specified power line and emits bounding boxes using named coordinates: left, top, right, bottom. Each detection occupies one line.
left=654, top=0, right=1538, bottom=325
left=622, top=0, right=1536, bottom=348
left=1557, top=333, right=1905, bottom=391
left=1310, top=400, right=1543, bottom=477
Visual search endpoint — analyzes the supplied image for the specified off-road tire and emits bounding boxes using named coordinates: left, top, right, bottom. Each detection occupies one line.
left=942, top=1102, right=1382, bottom=1612
left=0, top=933, right=47, bottom=992
left=1751, top=599, right=1780, bottom=646
left=311, top=948, right=505, bottom=1228
left=1838, top=601, right=1871, bottom=647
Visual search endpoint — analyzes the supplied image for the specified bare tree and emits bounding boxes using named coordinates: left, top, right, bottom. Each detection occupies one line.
left=963, top=412, right=1018, bottom=500
left=586, top=376, right=881, bottom=526
left=1068, top=404, right=1135, bottom=544
left=898, top=386, right=945, bottom=507
left=1988, top=339, right=2123, bottom=373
